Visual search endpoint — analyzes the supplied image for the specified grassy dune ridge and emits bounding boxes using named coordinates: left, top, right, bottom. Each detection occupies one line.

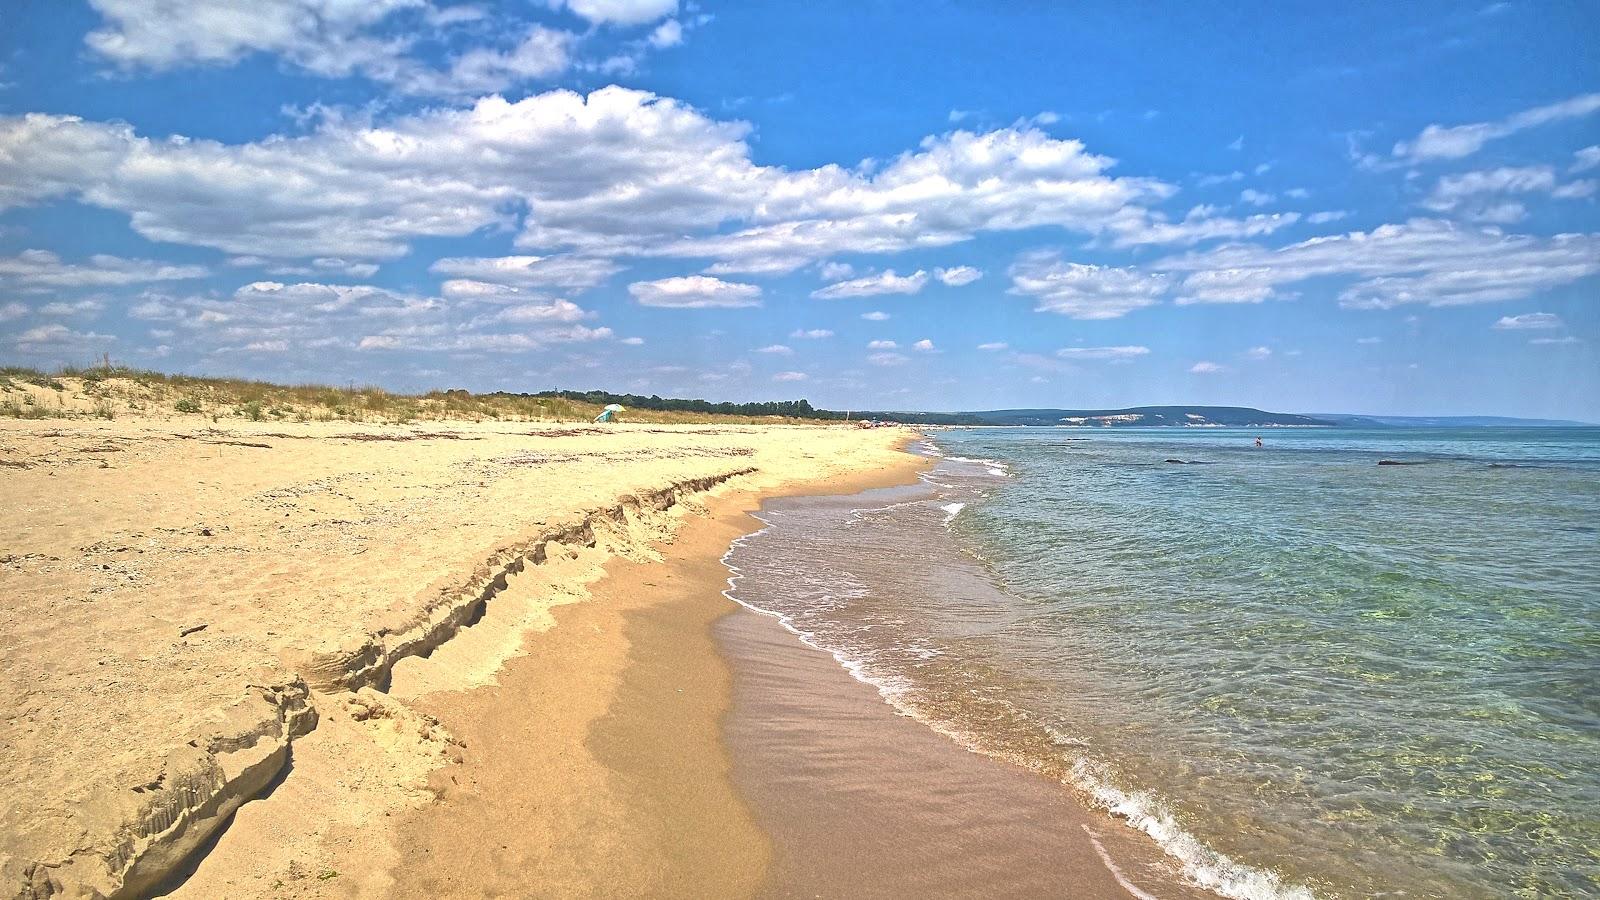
left=0, top=365, right=833, bottom=425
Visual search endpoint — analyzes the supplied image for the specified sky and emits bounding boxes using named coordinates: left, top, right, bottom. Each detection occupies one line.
left=0, top=1, right=1597, bottom=418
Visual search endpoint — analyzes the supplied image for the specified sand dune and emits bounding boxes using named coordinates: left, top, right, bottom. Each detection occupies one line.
left=0, top=416, right=910, bottom=898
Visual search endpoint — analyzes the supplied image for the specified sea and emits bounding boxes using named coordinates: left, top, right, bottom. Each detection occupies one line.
left=722, top=426, right=1600, bottom=899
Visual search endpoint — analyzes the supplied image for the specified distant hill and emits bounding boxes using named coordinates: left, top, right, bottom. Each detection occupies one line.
left=956, top=406, right=1334, bottom=427
left=1313, top=414, right=1594, bottom=428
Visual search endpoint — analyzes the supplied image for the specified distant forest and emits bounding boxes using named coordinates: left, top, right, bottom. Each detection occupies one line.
left=514, top=389, right=853, bottom=420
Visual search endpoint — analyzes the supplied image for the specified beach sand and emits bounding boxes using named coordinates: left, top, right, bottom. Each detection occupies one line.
left=0, top=415, right=909, bottom=898
left=4, top=413, right=1214, bottom=899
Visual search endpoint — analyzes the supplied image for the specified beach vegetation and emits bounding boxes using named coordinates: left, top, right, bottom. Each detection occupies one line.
left=0, top=363, right=859, bottom=425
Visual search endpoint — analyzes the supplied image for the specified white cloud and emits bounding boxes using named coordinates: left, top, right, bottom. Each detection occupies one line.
left=1307, top=210, right=1349, bottom=225
left=1392, top=92, right=1600, bottom=163
left=1493, top=312, right=1562, bottom=330
left=6, top=323, right=118, bottom=350
left=1189, top=361, right=1227, bottom=374
left=934, top=265, right=983, bottom=286
left=860, top=311, right=890, bottom=321
left=1417, top=166, right=1593, bottom=222
left=1158, top=219, right=1600, bottom=309
left=755, top=344, right=793, bottom=355
left=867, top=352, right=909, bottom=366
left=1055, top=345, right=1149, bottom=360
left=0, top=87, right=1280, bottom=283
left=1007, top=251, right=1168, bottom=319
left=976, top=341, right=1008, bottom=351
left=1110, top=205, right=1300, bottom=247
left=811, top=269, right=928, bottom=299
left=1573, top=146, right=1600, bottom=173
left=40, top=299, right=106, bottom=317
left=0, top=249, right=207, bottom=288
left=553, top=0, right=677, bottom=25
left=430, top=254, right=621, bottom=291
left=1240, top=188, right=1276, bottom=207
left=647, top=19, right=683, bottom=48
left=867, top=340, right=898, bottom=350
left=628, top=275, right=761, bottom=308
left=772, top=370, right=808, bottom=382
left=1356, top=336, right=1382, bottom=344
left=1530, top=335, right=1581, bottom=345
left=407, top=26, right=574, bottom=96
left=818, top=261, right=856, bottom=281
left=84, top=0, right=580, bottom=97
left=912, top=339, right=936, bottom=352
left=789, top=328, right=833, bottom=339
left=619, top=336, right=645, bottom=345
left=1244, top=346, right=1273, bottom=360
left=0, top=302, right=28, bottom=321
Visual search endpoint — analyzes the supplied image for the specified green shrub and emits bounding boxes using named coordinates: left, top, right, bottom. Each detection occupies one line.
left=174, top=398, right=201, bottom=413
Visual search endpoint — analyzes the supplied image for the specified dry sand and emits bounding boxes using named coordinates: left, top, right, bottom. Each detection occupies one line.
left=0, top=415, right=911, bottom=898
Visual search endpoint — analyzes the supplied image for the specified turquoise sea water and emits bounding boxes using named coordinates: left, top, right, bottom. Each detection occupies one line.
left=725, top=427, right=1600, bottom=898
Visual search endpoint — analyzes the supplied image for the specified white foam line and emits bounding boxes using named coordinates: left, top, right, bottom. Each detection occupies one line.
left=1081, top=824, right=1163, bottom=900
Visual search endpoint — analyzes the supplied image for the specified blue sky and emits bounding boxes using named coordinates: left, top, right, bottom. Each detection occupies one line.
left=1, top=1, right=1596, bottom=418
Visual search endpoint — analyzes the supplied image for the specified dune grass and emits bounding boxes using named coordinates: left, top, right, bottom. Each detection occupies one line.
left=0, top=364, right=829, bottom=426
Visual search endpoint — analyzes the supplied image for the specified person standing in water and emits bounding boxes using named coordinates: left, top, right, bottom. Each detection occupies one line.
left=1255, top=436, right=1264, bottom=447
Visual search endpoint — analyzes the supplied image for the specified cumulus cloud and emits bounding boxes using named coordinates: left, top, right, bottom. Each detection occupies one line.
left=627, top=275, right=761, bottom=308
left=125, top=279, right=609, bottom=357
left=1392, top=92, right=1600, bottom=163
left=1055, top=345, right=1149, bottom=360
left=811, top=269, right=929, bottom=299
left=0, top=87, right=1304, bottom=282
left=6, top=323, right=118, bottom=351
left=789, top=328, right=833, bottom=339
left=912, top=339, right=936, bottom=352
left=867, top=352, right=909, bottom=366
left=860, top=311, right=890, bottom=321
left=1493, top=312, right=1562, bottom=330
left=1007, top=251, right=1169, bottom=319
left=0, top=249, right=207, bottom=289
left=552, top=0, right=676, bottom=25
left=772, top=370, right=808, bottom=382
left=1244, top=346, right=1273, bottom=359
left=82, top=0, right=586, bottom=97
left=754, top=344, right=793, bottom=355
left=1240, top=189, right=1276, bottom=207
left=934, top=265, right=983, bottom=286
left=1189, top=361, right=1227, bottom=374
left=866, top=340, right=898, bottom=350
left=430, top=254, right=622, bottom=291
left=1157, top=219, right=1600, bottom=309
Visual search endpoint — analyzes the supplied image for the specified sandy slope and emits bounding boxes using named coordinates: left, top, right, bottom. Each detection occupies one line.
left=0, top=417, right=909, bottom=898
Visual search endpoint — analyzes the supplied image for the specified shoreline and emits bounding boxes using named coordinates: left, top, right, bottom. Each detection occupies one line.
left=379, top=441, right=934, bottom=896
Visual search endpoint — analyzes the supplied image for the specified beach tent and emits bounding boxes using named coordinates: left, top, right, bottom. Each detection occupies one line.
left=593, top=403, right=624, bottom=423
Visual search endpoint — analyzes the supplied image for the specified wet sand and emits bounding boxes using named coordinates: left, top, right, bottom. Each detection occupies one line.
left=381, top=461, right=931, bottom=897
left=720, top=604, right=1214, bottom=899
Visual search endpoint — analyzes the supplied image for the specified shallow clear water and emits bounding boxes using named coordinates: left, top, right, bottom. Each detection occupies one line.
left=725, top=427, right=1600, bottom=899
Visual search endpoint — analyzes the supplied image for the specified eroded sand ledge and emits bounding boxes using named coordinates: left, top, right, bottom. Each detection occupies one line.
left=0, top=418, right=909, bottom=898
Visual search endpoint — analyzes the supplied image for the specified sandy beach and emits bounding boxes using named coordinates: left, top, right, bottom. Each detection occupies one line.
left=4, top=394, right=1224, bottom=900
left=0, top=406, right=911, bottom=898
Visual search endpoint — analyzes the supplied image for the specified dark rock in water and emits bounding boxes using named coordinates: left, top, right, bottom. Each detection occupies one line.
left=1488, top=463, right=1539, bottom=469
left=1377, top=459, right=1424, bottom=466
left=1164, top=458, right=1186, bottom=464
